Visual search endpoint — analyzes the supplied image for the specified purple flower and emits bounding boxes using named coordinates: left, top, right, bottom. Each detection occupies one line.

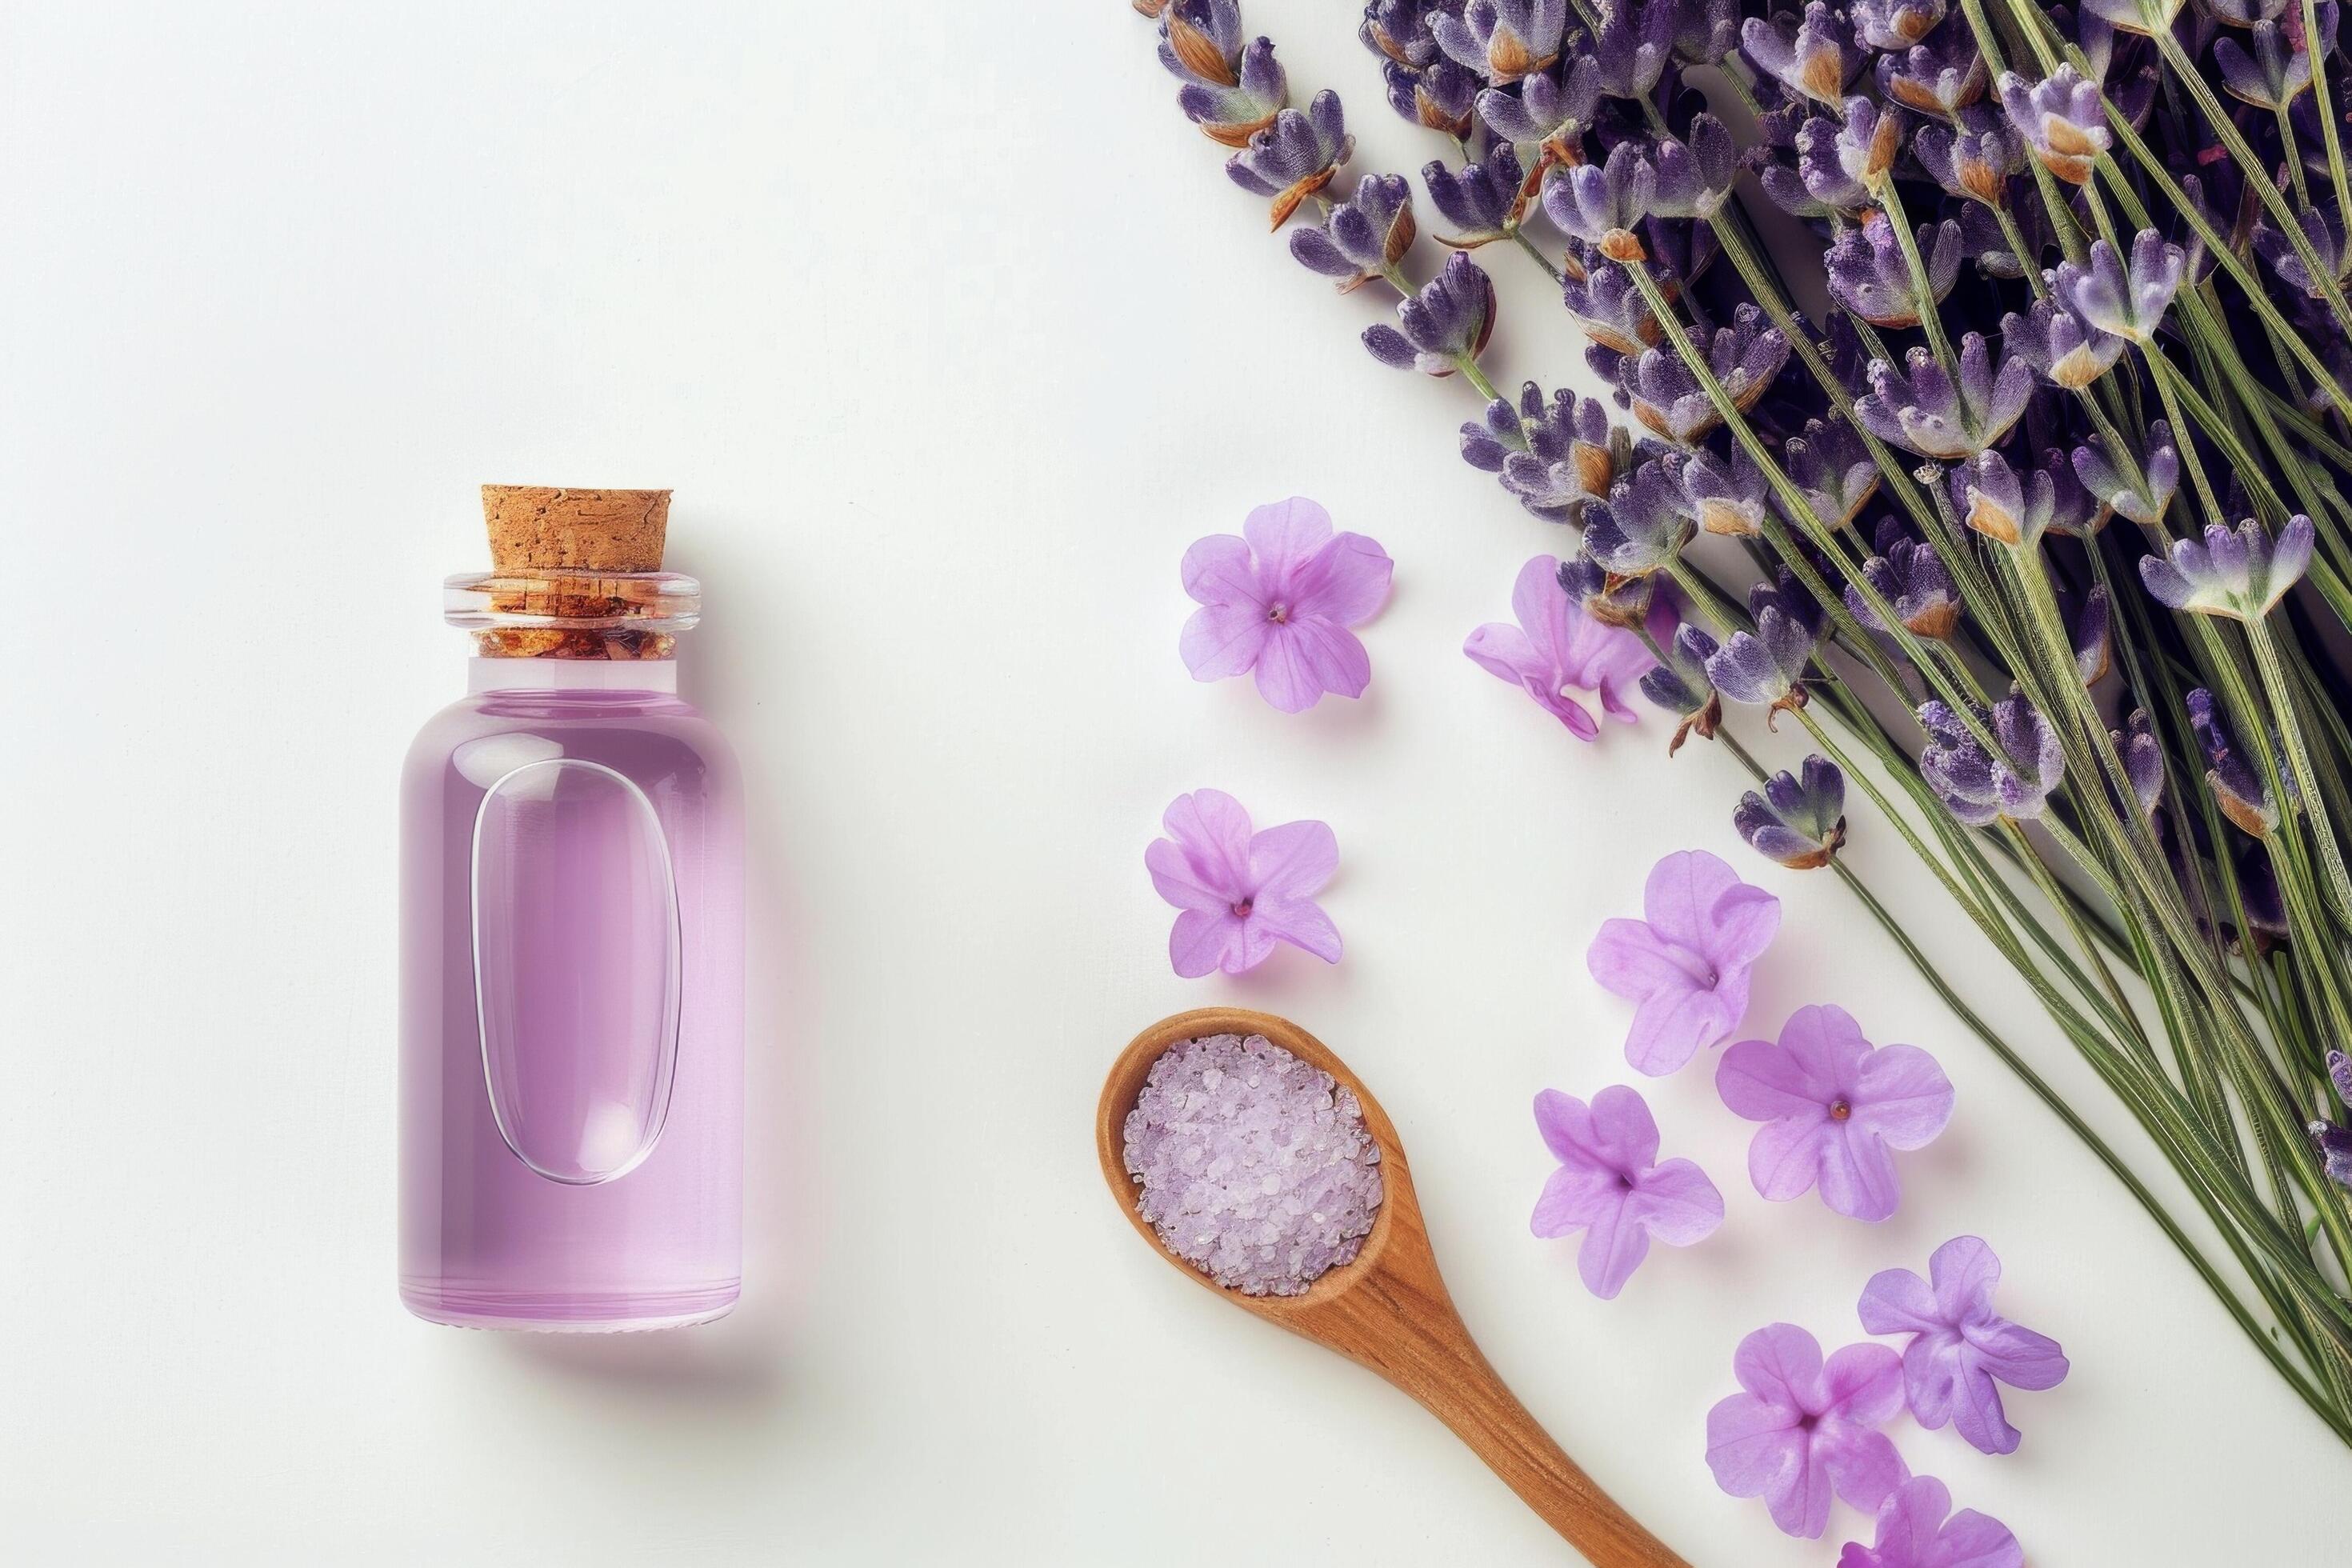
left=1179, top=498, right=1394, bottom=712
left=1828, top=213, right=1963, bottom=328
left=1541, top=141, right=1659, bottom=261
left=2002, top=296, right=2125, bottom=389
left=1832, top=95, right=1909, bottom=195
left=2254, top=205, right=2350, bottom=299
left=1850, top=522, right=1962, bottom=641
left=1226, top=90, right=1354, bottom=229
left=1838, top=1477, right=2023, bottom=1568
left=2072, top=583, right=2112, bottom=684
left=1621, top=302, right=1789, bottom=444
left=1949, top=449, right=2055, bottom=549
left=1859, top=1236, right=2070, bottom=1455
left=1786, top=416, right=1881, bottom=529
left=1364, top=251, right=1496, bottom=374
left=1145, top=790, right=1341, bottom=977
left=1562, top=259, right=1663, bottom=356
left=1737, top=755, right=1849, bottom=869
left=2311, top=1050, right=2352, bottom=1189
left=1914, top=110, right=2024, bottom=209
left=1649, top=114, right=1738, bottom=222
left=2139, top=514, right=2315, bottom=621
left=2072, top=421, right=2178, bottom=526
left=1918, top=690, right=2064, bottom=826
left=1670, top=443, right=1769, bottom=537
left=1589, top=849, right=1782, bottom=1075
left=2186, top=686, right=2279, bottom=838
left=1478, top=55, right=1604, bottom=149
left=1999, top=66, right=2110, bottom=185
left=1466, top=554, right=1664, bottom=739
left=1160, top=0, right=1288, bottom=148
left=1531, top=1085, right=1725, bottom=1298
left=1854, top=334, right=2032, bottom=460
left=1878, top=28, right=1989, bottom=118
left=1586, top=459, right=1697, bottom=576
left=2217, top=15, right=2324, bottom=112
left=1760, top=111, right=1872, bottom=219
left=1718, top=1002, right=1955, bottom=1219
left=1742, top=2, right=1865, bottom=106
left=1706, top=575, right=1822, bottom=720
left=1434, top=0, right=1570, bottom=81
left=1640, top=622, right=1724, bottom=753
left=1461, top=382, right=1622, bottom=523
left=1382, top=55, right=1480, bottom=137
left=1706, top=1322, right=1907, bottom=1539
left=2054, top=229, right=2185, bottom=344
left=1559, top=545, right=1656, bottom=630
left=1422, top=141, right=1526, bottom=249
left=1854, top=0, right=1947, bottom=47
left=1591, top=0, right=1677, bottom=97
left=2113, top=708, right=2166, bottom=815
left=1289, top=173, right=1416, bottom=290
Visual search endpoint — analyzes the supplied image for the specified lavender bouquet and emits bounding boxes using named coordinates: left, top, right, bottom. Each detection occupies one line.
left=1133, top=0, right=2352, bottom=1442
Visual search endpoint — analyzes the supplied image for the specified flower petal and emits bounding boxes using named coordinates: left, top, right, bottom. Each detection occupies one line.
left=1706, top=1395, right=1814, bottom=1532
left=1247, top=818, right=1338, bottom=902
left=1181, top=532, right=1266, bottom=610
left=1277, top=618, right=1374, bottom=702
left=1532, top=1086, right=1592, bottom=1166
left=1179, top=602, right=1273, bottom=682
left=1968, top=1318, right=2069, bottom=1390
left=1252, top=625, right=1331, bottom=712
left=1167, top=907, right=1243, bottom=978
left=1777, top=1002, right=1874, bottom=1086
left=1746, top=1111, right=1828, bottom=1202
left=1947, top=1353, right=2021, bottom=1455
left=1242, top=496, right=1335, bottom=579
left=1641, top=848, right=1746, bottom=947
left=1817, top=1422, right=1906, bottom=1517
left=1586, top=1082, right=1663, bottom=1170
left=1734, top=1322, right=1825, bottom=1406
left=1857, top=1264, right=1942, bottom=1337
left=1927, top=1234, right=2001, bottom=1322
left=1626, top=986, right=1738, bottom=1075
left=1718, top=1035, right=1834, bottom=1121
left=1250, top=894, right=1342, bottom=964
left=1816, top=1120, right=1903, bottom=1220
left=1627, top=1157, right=1725, bottom=1245
left=1851, top=1042, right=1956, bottom=1150
left=1701, top=880, right=1784, bottom=970
left=1577, top=1190, right=1652, bottom=1298
left=1822, top=1340, right=1906, bottom=1425
left=1531, top=1162, right=1622, bottom=1237
left=1288, top=530, right=1394, bottom=626
left=1158, top=789, right=1254, bottom=894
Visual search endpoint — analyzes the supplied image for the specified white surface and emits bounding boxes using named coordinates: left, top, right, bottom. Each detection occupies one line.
left=2, top=3, right=2338, bottom=1563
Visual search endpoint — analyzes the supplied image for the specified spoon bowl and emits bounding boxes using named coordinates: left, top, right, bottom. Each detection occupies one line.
left=1098, top=1006, right=1686, bottom=1568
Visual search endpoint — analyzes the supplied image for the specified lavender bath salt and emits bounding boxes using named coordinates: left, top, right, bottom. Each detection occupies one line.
left=1122, top=1033, right=1383, bottom=1297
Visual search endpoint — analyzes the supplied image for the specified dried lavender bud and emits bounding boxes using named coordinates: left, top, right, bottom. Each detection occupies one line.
left=2112, top=708, right=2165, bottom=815
left=1290, top=174, right=1416, bottom=289
left=1365, top=251, right=1496, bottom=374
left=1542, top=140, right=1658, bottom=260
left=1735, top=755, right=1849, bottom=868
left=1665, top=0, right=1741, bottom=65
left=2186, top=687, right=2278, bottom=837
left=1560, top=545, right=1656, bottom=627
left=1640, top=622, right=1723, bottom=752
left=1562, top=259, right=1663, bottom=354
left=1704, top=578, right=1818, bottom=720
left=1228, top=90, right=1355, bottom=227
left=1460, top=382, right=1620, bottom=522
left=2000, top=66, right=2111, bottom=185
left=1783, top=416, right=1880, bottom=528
left=2216, top=16, right=2323, bottom=110
left=1827, top=212, right=1963, bottom=327
left=1422, top=142, right=1526, bottom=246
left=1914, top=108, right=2025, bottom=207
left=2253, top=205, right=2352, bottom=299
left=2039, top=447, right=2103, bottom=537
left=1855, top=334, right=2033, bottom=459
left=1878, top=27, right=1988, bottom=115
left=1950, top=449, right=2057, bottom=548
left=2072, top=584, right=2113, bottom=684
left=1591, top=0, right=1675, bottom=98
left=1742, top=2, right=1864, bottom=106
left=1754, top=112, right=1870, bottom=218
left=2310, top=1120, right=2352, bottom=1190
left=1162, top=0, right=1289, bottom=147
left=1670, top=443, right=1768, bottom=536
left=1383, top=56, right=1481, bottom=134
left=2053, top=230, right=2185, bottom=344
left=1849, top=521, right=1962, bottom=639
left=1360, top=0, right=1441, bottom=68
left=1123, top=1033, right=1384, bottom=1298
left=2072, top=421, right=2178, bottom=526
left=2139, top=515, right=2316, bottom=620
left=1649, top=114, right=1738, bottom=220
left=1478, top=55, right=1604, bottom=148
left=1586, top=459, right=1697, bottom=575
left=1853, top=0, right=1947, bottom=49
left=1434, top=0, right=1570, bottom=82
left=1919, top=690, right=2064, bottom=826
left=2201, top=0, right=2290, bottom=22
left=1621, top=302, right=1788, bottom=443
left=2004, top=297, right=2126, bottom=389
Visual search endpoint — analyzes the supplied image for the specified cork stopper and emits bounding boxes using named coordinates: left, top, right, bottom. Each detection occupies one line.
left=482, top=485, right=670, bottom=572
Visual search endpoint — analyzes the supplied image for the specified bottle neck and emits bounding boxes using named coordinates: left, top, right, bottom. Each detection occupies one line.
left=467, top=658, right=679, bottom=694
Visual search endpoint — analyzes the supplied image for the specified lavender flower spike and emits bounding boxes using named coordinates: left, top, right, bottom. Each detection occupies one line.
left=1950, top=449, right=2055, bottom=549
left=1736, top=756, right=1849, bottom=869
left=1227, top=90, right=1354, bottom=228
left=1622, top=302, right=1788, bottom=444
left=1918, top=690, right=2063, bottom=826
left=1160, top=0, right=1287, bottom=147
left=1585, top=460, right=1697, bottom=577
left=1562, top=261, right=1662, bottom=356
left=1852, top=0, right=1946, bottom=49
left=1478, top=55, right=1604, bottom=151
left=2186, top=687, right=2278, bottom=838
left=1785, top=417, right=1880, bottom=529
left=1289, top=174, right=1415, bottom=290
left=1705, top=575, right=1821, bottom=723
left=1834, top=97, right=1908, bottom=196
left=2000, top=66, right=2110, bottom=185
left=1849, top=522, right=1961, bottom=641
left=1422, top=142, right=1525, bottom=249
left=2112, top=708, right=2165, bottom=816
left=1649, top=114, right=1738, bottom=222
left=1855, top=334, right=2032, bottom=460
left=1363, top=251, right=1495, bottom=374
left=1671, top=445, right=1769, bottom=537
left=1542, top=141, right=1658, bottom=262
left=2054, top=230, right=2186, bottom=344
left=2311, top=1051, right=2352, bottom=1190
left=1460, top=382, right=1622, bottom=523
left=1742, top=2, right=1864, bottom=105
left=2073, top=421, right=2179, bottom=526
left=1828, top=212, right=1962, bottom=328
left=2003, top=297, right=2125, bottom=389
left=1914, top=110, right=2023, bottom=208
left=1434, top=0, right=1570, bottom=82
left=1641, top=622, right=1723, bottom=753
left=1879, top=27, right=1989, bottom=118
left=2139, top=515, right=2315, bottom=620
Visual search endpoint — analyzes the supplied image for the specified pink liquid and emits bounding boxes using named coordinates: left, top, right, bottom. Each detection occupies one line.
left=401, top=662, right=742, bottom=1330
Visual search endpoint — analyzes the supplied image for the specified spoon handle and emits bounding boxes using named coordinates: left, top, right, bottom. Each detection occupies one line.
left=1334, top=1276, right=1688, bottom=1568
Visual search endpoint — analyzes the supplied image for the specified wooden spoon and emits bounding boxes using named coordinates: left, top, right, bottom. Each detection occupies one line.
left=1097, top=1006, right=1688, bottom=1568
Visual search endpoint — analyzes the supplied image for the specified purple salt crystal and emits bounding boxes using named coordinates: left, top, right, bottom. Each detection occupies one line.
left=1122, top=1033, right=1385, bottom=1298
left=1290, top=173, right=1417, bottom=290
left=1827, top=212, right=1962, bottom=328
left=1162, top=0, right=1290, bottom=148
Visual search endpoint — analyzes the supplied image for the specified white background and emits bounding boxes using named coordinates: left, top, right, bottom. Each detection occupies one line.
left=2, top=2, right=2340, bottom=1563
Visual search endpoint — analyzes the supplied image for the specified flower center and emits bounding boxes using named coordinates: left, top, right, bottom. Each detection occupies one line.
left=1657, top=936, right=1720, bottom=990
left=1266, top=602, right=1290, bottom=625
left=1829, top=1098, right=1852, bottom=1122
left=1230, top=898, right=1254, bottom=919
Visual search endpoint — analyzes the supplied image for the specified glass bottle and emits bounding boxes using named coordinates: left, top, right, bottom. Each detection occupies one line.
left=400, top=564, right=743, bottom=1330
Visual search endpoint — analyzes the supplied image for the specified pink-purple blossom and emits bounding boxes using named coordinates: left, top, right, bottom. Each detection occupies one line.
left=1145, top=790, right=1341, bottom=978
left=1838, top=1476, right=2022, bottom=1568
left=1859, top=1236, right=2069, bottom=1454
left=1180, top=497, right=1394, bottom=714
left=1587, top=850, right=1782, bottom=1075
left=1717, top=1003, right=1954, bottom=1220
left=1464, top=553, right=1664, bottom=740
left=1530, top=1085, right=1724, bottom=1298
left=1706, top=1322, right=1908, bottom=1539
